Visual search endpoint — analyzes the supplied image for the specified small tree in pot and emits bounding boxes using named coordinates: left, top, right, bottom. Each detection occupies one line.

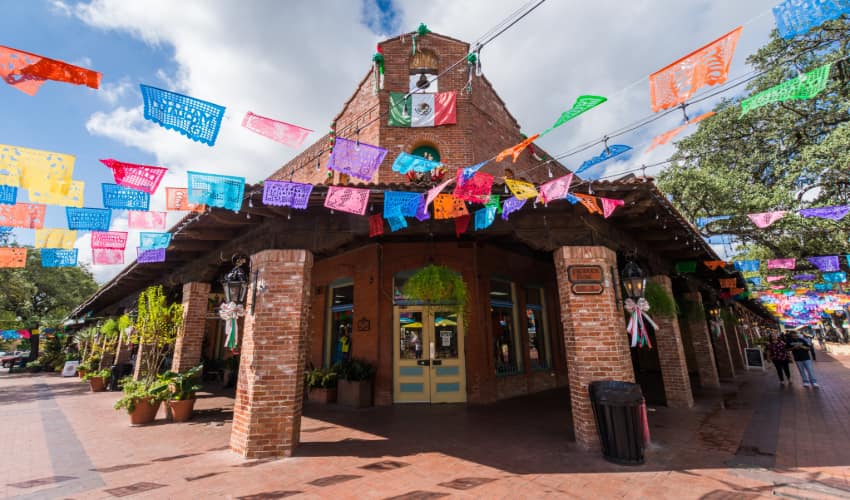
left=335, top=358, right=376, bottom=408
left=156, top=364, right=203, bottom=422
left=114, top=377, right=168, bottom=425
left=305, top=367, right=338, bottom=404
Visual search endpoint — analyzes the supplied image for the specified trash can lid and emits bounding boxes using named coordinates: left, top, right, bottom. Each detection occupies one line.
left=588, top=380, right=643, bottom=404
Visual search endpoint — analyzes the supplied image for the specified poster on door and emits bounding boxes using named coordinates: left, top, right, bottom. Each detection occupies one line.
left=440, top=330, right=452, bottom=347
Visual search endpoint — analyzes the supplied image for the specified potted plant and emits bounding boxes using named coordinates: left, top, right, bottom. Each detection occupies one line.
left=83, top=368, right=111, bottom=392
left=305, top=367, right=338, bottom=403
left=158, top=364, right=203, bottom=422
left=25, top=360, right=42, bottom=373
left=76, top=358, right=98, bottom=378
left=335, top=358, right=376, bottom=408
left=114, top=377, right=167, bottom=425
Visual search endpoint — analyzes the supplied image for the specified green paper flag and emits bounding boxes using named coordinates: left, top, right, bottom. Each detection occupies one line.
left=675, top=261, right=697, bottom=273
left=541, top=95, right=607, bottom=136
left=740, top=63, right=832, bottom=116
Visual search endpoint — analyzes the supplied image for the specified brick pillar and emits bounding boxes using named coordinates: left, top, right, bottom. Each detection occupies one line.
left=722, top=310, right=745, bottom=371
left=553, top=246, right=634, bottom=452
left=171, top=282, right=212, bottom=373
left=230, top=249, right=313, bottom=459
left=649, top=276, right=694, bottom=409
left=710, top=318, right=736, bottom=380
left=132, top=343, right=147, bottom=380
left=679, top=292, right=720, bottom=389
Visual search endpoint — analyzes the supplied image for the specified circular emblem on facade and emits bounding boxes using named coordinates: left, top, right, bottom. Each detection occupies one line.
left=414, top=101, right=432, bottom=116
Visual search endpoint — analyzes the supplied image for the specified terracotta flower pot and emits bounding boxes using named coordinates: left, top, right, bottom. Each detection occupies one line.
left=309, top=387, right=337, bottom=404
left=129, top=398, right=161, bottom=426
left=77, top=368, right=87, bottom=378
left=338, top=380, right=373, bottom=408
left=88, top=376, right=106, bottom=392
left=167, top=398, right=197, bottom=422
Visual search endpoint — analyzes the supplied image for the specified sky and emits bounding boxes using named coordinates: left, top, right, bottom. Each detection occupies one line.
left=1, top=0, right=781, bottom=283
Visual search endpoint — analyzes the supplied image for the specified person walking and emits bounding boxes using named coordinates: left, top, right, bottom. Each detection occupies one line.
left=788, top=331, right=818, bottom=388
left=765, top=332, right=792, bottom=385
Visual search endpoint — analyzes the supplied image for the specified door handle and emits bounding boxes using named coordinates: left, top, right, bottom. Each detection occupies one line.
left=417, top=360, right=431, bottom=366
left=431, top=359, right=443, bottom=366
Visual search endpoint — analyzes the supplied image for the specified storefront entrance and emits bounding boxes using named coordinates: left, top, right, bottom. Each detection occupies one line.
left=393, top=306, right=467, bottom=403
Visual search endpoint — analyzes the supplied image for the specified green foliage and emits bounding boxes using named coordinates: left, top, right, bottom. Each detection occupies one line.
left=133, top=285, right=183, bottom=385
left=82, top=368, right=111, bottom=381
left=403, top=265, right=469, bottom=316
left=0, top=247, right=98, bottom=330
left=644, top=282, right=677, bottom=316
left=100, top=318, right=119, bottom=339
left=306, top=367, right=338, bottom=388
left=74, top=327, right=98, bottom=363
left=657, top=18, right=850, bottom=259
left=36, top=334, right=64, bottom=372
left=678, top=300, right=705, bottom=322
left=334, top=358, right=375, bottom=382
left=25, top=360, right=42, bottom=372
left=113, top=376, right=168, bottom=413
left=155, top=364, right=203, bottom=401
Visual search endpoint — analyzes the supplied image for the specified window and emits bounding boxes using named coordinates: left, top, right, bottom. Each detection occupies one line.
left=491, top=279, right=521, bottom=375
left=411, top=145, right=440, bottom=162
left=409, top=49, right=439, bottom=93
left=325, top=281, right=353, bottom=367
left=526, top=287, right=551, bottom=370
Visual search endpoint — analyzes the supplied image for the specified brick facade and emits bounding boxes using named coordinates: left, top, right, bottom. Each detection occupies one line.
left=649, top=276, right=694, bottom=409
left=553, top=246, right=634, bottom=452
left=711, top=318, right=736, bottom=381
left=171, top=282, right=212, bottom=373
left=230, top=250, right=313, bottom=459
left=679, top=292, right=720, bottom=389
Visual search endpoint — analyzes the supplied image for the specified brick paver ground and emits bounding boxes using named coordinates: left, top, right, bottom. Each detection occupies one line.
left=2, top=351, right=850, bottom=499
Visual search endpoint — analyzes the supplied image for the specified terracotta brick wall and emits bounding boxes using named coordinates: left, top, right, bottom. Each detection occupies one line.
left=230, top=250, right=313, bottom=459
left=553, top=246, right=634, bottom=452
left=679, top=292, right=720, bottom=389
left=648, top=276, right=694, bottom=409
left=711, top=320, right=736, bottom=381
left=171, top=282, right=211, bottom=373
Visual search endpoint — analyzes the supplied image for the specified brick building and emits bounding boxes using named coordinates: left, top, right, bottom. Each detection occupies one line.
left=71, top=31, right=775, bottom=459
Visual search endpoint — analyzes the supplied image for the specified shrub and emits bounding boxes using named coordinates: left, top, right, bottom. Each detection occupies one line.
left=305, top=368, right=338, bottom=389
left=82, top=368, right=111, bottom=381
left=334, top=358, right=375, bottom=382
left=113, top=376, right=168, bottom=413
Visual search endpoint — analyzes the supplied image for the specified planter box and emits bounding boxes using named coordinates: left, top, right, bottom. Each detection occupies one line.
left=337, top=380, right=373, bottom=408
left=88, top=377, right=106, bottom=392
left=309, top=387, right=337, bottom=404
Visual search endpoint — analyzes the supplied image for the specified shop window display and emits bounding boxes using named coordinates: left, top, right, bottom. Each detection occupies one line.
left=326, top=283, right=354, bottom=366
left=491, top=279, right=521, bottom=375
left=526, top=287, right=550, bottom=370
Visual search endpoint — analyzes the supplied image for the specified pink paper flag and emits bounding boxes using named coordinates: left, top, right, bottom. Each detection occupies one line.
left=426, top=177, right=454, bottom=208
left=600, top=197, right=624, bottom=218
left=100, top=159, right=167, bottom=194
left=767, top=258, right=795, bottom=270
left=538, top=174, right=573, bottom=204
left=242, top=112, right=312, bottom=148
left=766, top=275, right=786, bottom=283
left=747, top=211, right=787, bottom=228
left=128, top=211, right=167, bottom=230
left=453, top=170, right=493, bottom=203
left=91, top=231, right=128, bottom=250
left=92, top=248, right=124, bottom=265
left=323, top=186, right=370, bottom=215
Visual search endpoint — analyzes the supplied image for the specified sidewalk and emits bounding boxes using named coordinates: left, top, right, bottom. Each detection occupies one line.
left=2, top=353, right=850, bottom=499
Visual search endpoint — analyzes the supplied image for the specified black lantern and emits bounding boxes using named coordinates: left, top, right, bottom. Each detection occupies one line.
left=221, top=254, right=249, bottom=305
left=621, top=260, right=646, bottom=300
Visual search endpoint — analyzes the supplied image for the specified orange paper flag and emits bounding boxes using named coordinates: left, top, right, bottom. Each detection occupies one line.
left=573, top=193, right=603, bottom=215
left=0, top=247, right=27, bottom=268
left=0, top=203, right=46, bottom=229
left=0, top=45, right=100, bottom=96
left=495, top=134, right=540, bottom=163
left=646, top=111, right=715, bottom=152
left=166, top=187, right=205, bottom=212
left=719, top=278, right=737, bottom=289
left=433, top=194, right=468, bottom=220
left=704, top=260, right=727, bottom=271
left=649, top=27, right=742, bottom=112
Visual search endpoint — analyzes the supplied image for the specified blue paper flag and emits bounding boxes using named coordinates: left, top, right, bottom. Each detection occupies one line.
left=139, top=232, right=172, bottom=250
left=773, top=0, right=850, bottom=39
left=386, top=215, right=408, bottom=232
left=574, top=144, right=632, bottom=174
left=814, top=283, right=834, bottom=291
left=0, top=185, right=17, bottom=205
left=706, top=234, right=734, bottom=245
left=474, top=206, right=497, bottom=230
left=695, top=215, right=731, bottom=229
left=140, top=84, right=226, bottom=146
left=102, top=183, right=151, bottom=211
left=384, top=191, right=421, bottom=219
left=746, top=277, right=762, bottom=287
left=501, top=197, right=526, bottom=220
left=390, top=152, right=442, bottom=174
left=0, top=227, right=11, bottom=234
left=187, top=171, right=245, bottom=212
left=461, top=161, right=490, bottom=181
left=734, top=260, right=760, bottom=272
left=41, top=248, right=78, bottom=268
left=822, top=271, right=847, bottom=283
left=66, top=207, right=111, bottom=231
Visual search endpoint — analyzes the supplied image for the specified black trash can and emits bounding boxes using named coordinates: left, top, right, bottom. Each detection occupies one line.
left=588, top=380, right=645, bottom=465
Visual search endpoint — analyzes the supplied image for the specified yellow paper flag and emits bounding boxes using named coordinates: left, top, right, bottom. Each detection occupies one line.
left=29, top=180, right=84, bottom=207
left=504, top=179, right=539, bottom=200
left=35, top=228, right=77, bottom=249
left=0, top=144, right=75, bottom=192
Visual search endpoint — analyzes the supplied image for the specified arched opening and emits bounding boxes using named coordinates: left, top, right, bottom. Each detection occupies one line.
left=409, top=49, right=439, bottom=93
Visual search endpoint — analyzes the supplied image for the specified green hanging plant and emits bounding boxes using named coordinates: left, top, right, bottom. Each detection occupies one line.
left=402, top=265, right=468, bottom=315
left=677, top=299, right=705, bottom=322
left=644, top=282, right=677, bottom=317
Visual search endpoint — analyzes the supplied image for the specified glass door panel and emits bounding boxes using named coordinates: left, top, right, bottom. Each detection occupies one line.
left=429, top=310, right=466, bottom=403
left=394, top=309, right=430, bottom=402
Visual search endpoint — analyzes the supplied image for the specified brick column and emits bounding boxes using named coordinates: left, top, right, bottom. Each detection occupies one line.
left=230, top=249, right=313, bottom=459
left=649, top=276, right=694, bottom=409
left=722, top=310, right=745, bottom=371
left=171, top=282, right=212, bottom=373
left=553, top=246, right=634, bottom=452
left=679, top=292, right=720, bottom=389
left=710, top=318, right=736, bottom=380
left=132, top=343, right=147, bottom=380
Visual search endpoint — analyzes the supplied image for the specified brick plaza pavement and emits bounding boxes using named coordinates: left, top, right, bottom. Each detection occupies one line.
left=2, top=352, right=850, bottom=499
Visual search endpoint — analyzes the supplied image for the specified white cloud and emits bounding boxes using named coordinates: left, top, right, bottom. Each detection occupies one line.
left=98, top=79, right=133, bottom=105
left=49, top=0, right=72, bottom=17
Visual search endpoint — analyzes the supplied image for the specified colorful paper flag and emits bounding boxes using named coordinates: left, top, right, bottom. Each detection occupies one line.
left=768, top=258, right=796, bottom=270
left=0, top=203, right=46, bottom=229
left=187, top=171, right=245, bottom=212
left=29, top=180, right=84, bottom=208
left=454, top=214, right=471, bottom=237
left=600, top=198, right=624, bottom=218
left=575, top=145, right=632, bottom=175
left=574, top=193, right=603, bottom=215
left=807, top=255, right=839, bottom=272
left=0, top=45, right=100, bottom=96
left=766, top=275, right=786, bottom=282
left=415, top=195, right=430, bottom=221
left=704, top=260, right=727, bottom=270
left=473, top=206, right=497, bottom=230
left=695, top=215, right=731, bottom=228
left=453, top=170, right=493, bottom=203
left=391, top=151, right=442, bottom=174
left=139, top=232, right=172, bottom=250
left=66, top=207, right=111, bottom=231
left=799, top=205, right=850, bottom=220
left=0, top=144, right=75, bottom=191
left=368, top=214, right=384, bottom=237
left=741, top=63, right=832, bottom=116
left=501, top=197, right=526, bottom=220
left=538, top=174, right=573, bottom=205
left=0, top=247, right=26, bottom=268
left=433, top=194, right=468, bottom=220
left=822, top=271, right=847, bottom=283
left=495, top=134, right=540, bottom=163
left=676, top=261, right=697, bottom=273
left=649, top=27, right=743, bottom=112
left=327, top=137, right=388, bottom=181
left=128, top=211, right=166, bottom=230
left=734, top=260, right=760, bottom=272
left=140, top=84, right=225, bottom=146
left=262, top=180, right=313, bottom=209
left=34, top=229, right=77, bottom=249
left=102, top=183, right=151, bottom=211
left=541, top=95, right=607, bottom=135
left=137, top=247, right=166, bottom=264
left=773, top=0, right=850, bottom=39
left=388, top=91, right=457, bottom=127
left=242, top=112, right=312, bottom=148
left=100, top=159, right=167, bottom=194
left=41, top=248, right=78, bottom=268
left=0, top=185, right=17, bottom=205
left=425, top=177, right=453, bottom=208
left=90, top=231, right=128, bottom=250
left=646, top=112, right=715, bottom=152
left=719, top=278, right=737, bottom=288
left=747, top=210, right=788, bottom=228
left=323, top=186, right=370, bottom=215
left=504, top=179, right=538, bottom=200
left=386, top=215, right=407, bottom=232
left=384, top=191, right=421, bottom=219
left=165, top=187, right=205, bottom=212
left=92, top=248, right=124, bottom=266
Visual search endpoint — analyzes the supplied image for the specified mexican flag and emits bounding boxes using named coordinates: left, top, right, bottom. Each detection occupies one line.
left=389, top=91, right=457, bottom=127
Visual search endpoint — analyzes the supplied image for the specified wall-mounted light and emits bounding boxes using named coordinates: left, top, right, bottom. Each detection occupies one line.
left=621, top=260, right=646, bottom=300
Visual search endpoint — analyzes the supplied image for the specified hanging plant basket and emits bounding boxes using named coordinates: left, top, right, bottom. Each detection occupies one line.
left=402, top=265, right=468, bottom=315
left=644, top=282, right=677, bottom=317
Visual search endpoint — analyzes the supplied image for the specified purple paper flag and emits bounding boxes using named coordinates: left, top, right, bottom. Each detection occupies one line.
left=327, top=137, right=388, bottom=181
left=262, top=180, right=313, bottom=209
left=807, top=255, right=839, bottom=272
left=501, top=197, right=526, bottom=220
left=138, top=247, right=166, bottom=264
left=792, top=273, right=816, bottom=281
left=799, top=205, right=850, bottom=221
left=415, top=195, right=430, bottom=221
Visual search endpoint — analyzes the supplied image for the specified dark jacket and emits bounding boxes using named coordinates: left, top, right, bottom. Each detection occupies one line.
left=787, top=336, right=813, bottom=362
